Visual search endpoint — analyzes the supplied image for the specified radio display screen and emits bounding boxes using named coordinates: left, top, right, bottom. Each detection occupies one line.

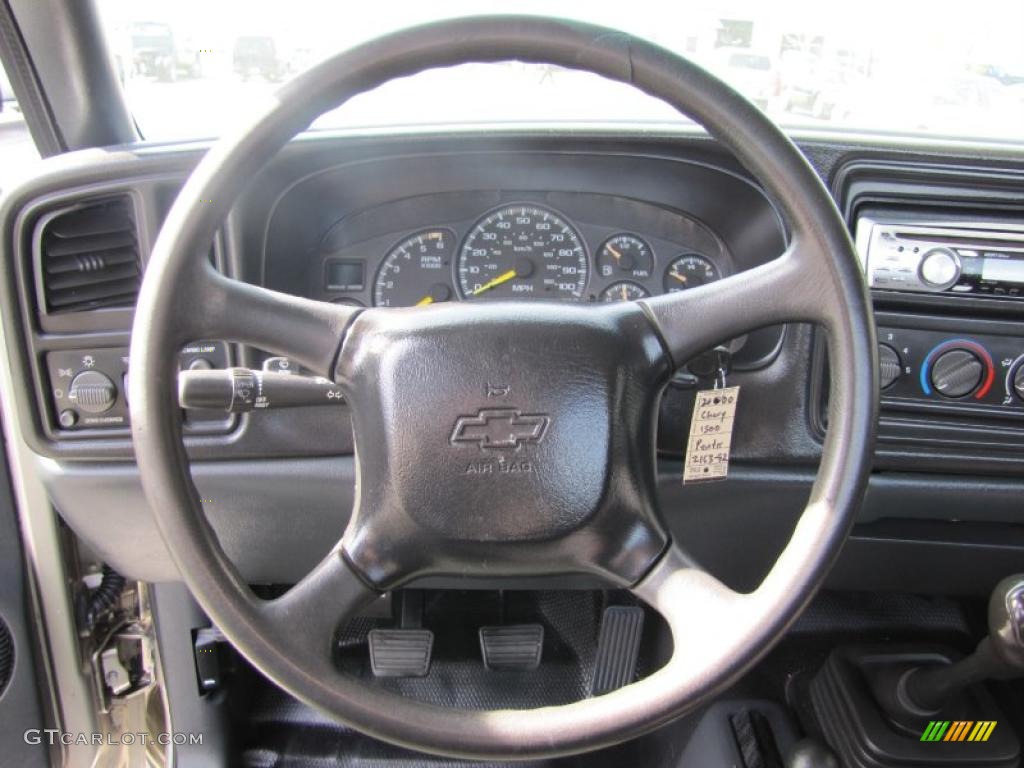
left=981, top=257, right=1024, bottom=284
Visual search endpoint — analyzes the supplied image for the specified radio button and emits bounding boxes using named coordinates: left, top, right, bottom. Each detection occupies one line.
left=878, top=344, right=902, bottom=390
left=919, top=247, right=961, bottom=289
left=930, top=349, right=983, bottom=398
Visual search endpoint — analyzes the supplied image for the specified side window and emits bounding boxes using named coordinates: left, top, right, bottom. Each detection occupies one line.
left=0, top=60, right=40, bottom=192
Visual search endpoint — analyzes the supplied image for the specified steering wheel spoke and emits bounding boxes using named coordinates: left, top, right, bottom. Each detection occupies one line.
left=258, top=549, right=378, bottom=659
left=640, top=239, right=834, bottom=366
left=631, top=543, right=746, bottom=671
left=196, top=266, right=360, bottom=379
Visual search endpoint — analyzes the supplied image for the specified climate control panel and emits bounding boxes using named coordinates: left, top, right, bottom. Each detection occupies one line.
left=877, top=325, right=1024, bottom=418
left=45, top=342, right=230, bottom=433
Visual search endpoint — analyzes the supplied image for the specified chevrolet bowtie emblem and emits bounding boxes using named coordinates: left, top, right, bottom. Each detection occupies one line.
left=450, top=408, right=550, bottom=452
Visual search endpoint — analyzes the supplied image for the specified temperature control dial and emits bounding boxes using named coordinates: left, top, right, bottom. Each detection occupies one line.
left=930, top=349, right=983, bottom=398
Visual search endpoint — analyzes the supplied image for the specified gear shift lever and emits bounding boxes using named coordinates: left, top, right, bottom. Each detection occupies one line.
left=811, top=576, right=1023, bottom=767
left=901, top=574, right=1024, bottom=714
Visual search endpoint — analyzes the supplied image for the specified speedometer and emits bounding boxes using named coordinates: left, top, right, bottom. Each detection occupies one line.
left=457, top=205, right=588, bottom=300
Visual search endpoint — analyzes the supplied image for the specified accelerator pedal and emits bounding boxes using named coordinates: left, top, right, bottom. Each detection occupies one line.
left=479, top=624, right=544, bottom=670
left=591, top=605, right=644, bottom=695
left=368, top=629, right=434, bottom=677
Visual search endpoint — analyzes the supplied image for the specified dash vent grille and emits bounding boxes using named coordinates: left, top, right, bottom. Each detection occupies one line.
left=38, top=197, right=140, bottom=313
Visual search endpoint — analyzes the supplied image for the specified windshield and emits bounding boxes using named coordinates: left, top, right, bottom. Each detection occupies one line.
left=96, top=0, right=1024, bottom=144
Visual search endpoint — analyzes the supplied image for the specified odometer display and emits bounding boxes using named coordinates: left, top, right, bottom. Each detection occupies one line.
left=458, top=205, right=588, bottom=300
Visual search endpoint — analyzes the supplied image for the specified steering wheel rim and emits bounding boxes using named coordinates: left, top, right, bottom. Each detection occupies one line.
left=130, top=15, right=876, bottom=760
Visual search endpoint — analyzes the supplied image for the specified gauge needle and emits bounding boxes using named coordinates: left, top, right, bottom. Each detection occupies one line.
left=607, top=244, right=623, bottom=262
left=620, top=284, right=629, bottom=301
left=470, top=268, right=517, bottom=296
left=668, top=270, right=688, bottom=284
left=415, top=295, right=434, bottom=306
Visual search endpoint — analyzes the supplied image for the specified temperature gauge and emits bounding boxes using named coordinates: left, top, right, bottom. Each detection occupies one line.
left=664, top=254, right=720, bottom=292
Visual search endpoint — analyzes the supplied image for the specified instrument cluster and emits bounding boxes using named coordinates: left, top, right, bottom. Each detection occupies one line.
left=319, top=198, right=730, bottom=309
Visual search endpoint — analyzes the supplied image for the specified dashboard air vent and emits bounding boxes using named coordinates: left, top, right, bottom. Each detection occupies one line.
left=38, top=197, right=140, bottom=313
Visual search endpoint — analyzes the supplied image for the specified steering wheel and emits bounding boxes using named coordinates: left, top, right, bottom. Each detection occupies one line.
left=130, top=16, right=876, bottom=760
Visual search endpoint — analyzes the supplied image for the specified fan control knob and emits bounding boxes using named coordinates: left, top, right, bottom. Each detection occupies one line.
left=878, top=344, right=902, bottom=390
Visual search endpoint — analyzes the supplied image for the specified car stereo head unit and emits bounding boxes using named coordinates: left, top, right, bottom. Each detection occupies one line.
left=855, top=216, right=1024, bottom=298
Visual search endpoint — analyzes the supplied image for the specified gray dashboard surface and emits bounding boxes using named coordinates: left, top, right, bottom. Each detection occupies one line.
left=3, top=129, right=1023, bottom=595
left=37, top=456, right=1024, bottom=594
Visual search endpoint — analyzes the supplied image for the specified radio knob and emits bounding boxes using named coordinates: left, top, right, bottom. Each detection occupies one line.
left=919, top=247, right=961, bottom=289
left=1014, top=366, right=1024, bottom=401
left=878, top=344, right=902, bottom=389
left=930, top=349, right=983, bottom=398
left=69, top=370, right=117, bottom=414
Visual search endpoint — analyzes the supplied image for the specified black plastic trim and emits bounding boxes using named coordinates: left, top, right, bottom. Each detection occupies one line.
left=811, top=156, right=1024, bottom=474
left=835, top=157, right=1024, bottom=320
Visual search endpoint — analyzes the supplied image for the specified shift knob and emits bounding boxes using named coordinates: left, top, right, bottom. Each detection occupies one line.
left=987, top=574, right=1024, bottom=670
left=902, top=574, right=1024, bottom=713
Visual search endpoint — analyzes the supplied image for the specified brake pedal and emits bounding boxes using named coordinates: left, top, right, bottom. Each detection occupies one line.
left=591, top=605, right=644, bottom=695
left=368, top=629, right=433, bottom=677
left=479, top=624, right=544, bottom=670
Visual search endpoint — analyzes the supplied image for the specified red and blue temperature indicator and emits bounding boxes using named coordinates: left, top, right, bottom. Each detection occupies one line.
left=919, top=339, right=995, bottom=399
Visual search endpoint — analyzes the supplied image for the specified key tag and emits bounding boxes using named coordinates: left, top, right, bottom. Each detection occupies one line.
left=683, top=364, right=740, bottom=485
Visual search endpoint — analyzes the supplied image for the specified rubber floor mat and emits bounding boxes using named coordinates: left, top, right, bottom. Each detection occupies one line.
left=237, top=591, right=642, bottom=767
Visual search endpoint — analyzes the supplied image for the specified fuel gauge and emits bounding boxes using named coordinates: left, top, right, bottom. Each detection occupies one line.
left=597, top=234, right=654, bottom=280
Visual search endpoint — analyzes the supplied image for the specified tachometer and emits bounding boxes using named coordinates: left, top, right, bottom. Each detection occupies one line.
left=458, top=205, right=588, bottom=300
left=374, top=229, right=455, bottom=307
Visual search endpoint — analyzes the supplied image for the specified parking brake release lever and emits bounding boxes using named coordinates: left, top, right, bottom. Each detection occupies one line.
left=178, top=367, right=345, bottom=412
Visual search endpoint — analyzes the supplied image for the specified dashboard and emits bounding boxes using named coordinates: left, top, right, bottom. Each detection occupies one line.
left=2, top=130, right=1024, bottom=594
